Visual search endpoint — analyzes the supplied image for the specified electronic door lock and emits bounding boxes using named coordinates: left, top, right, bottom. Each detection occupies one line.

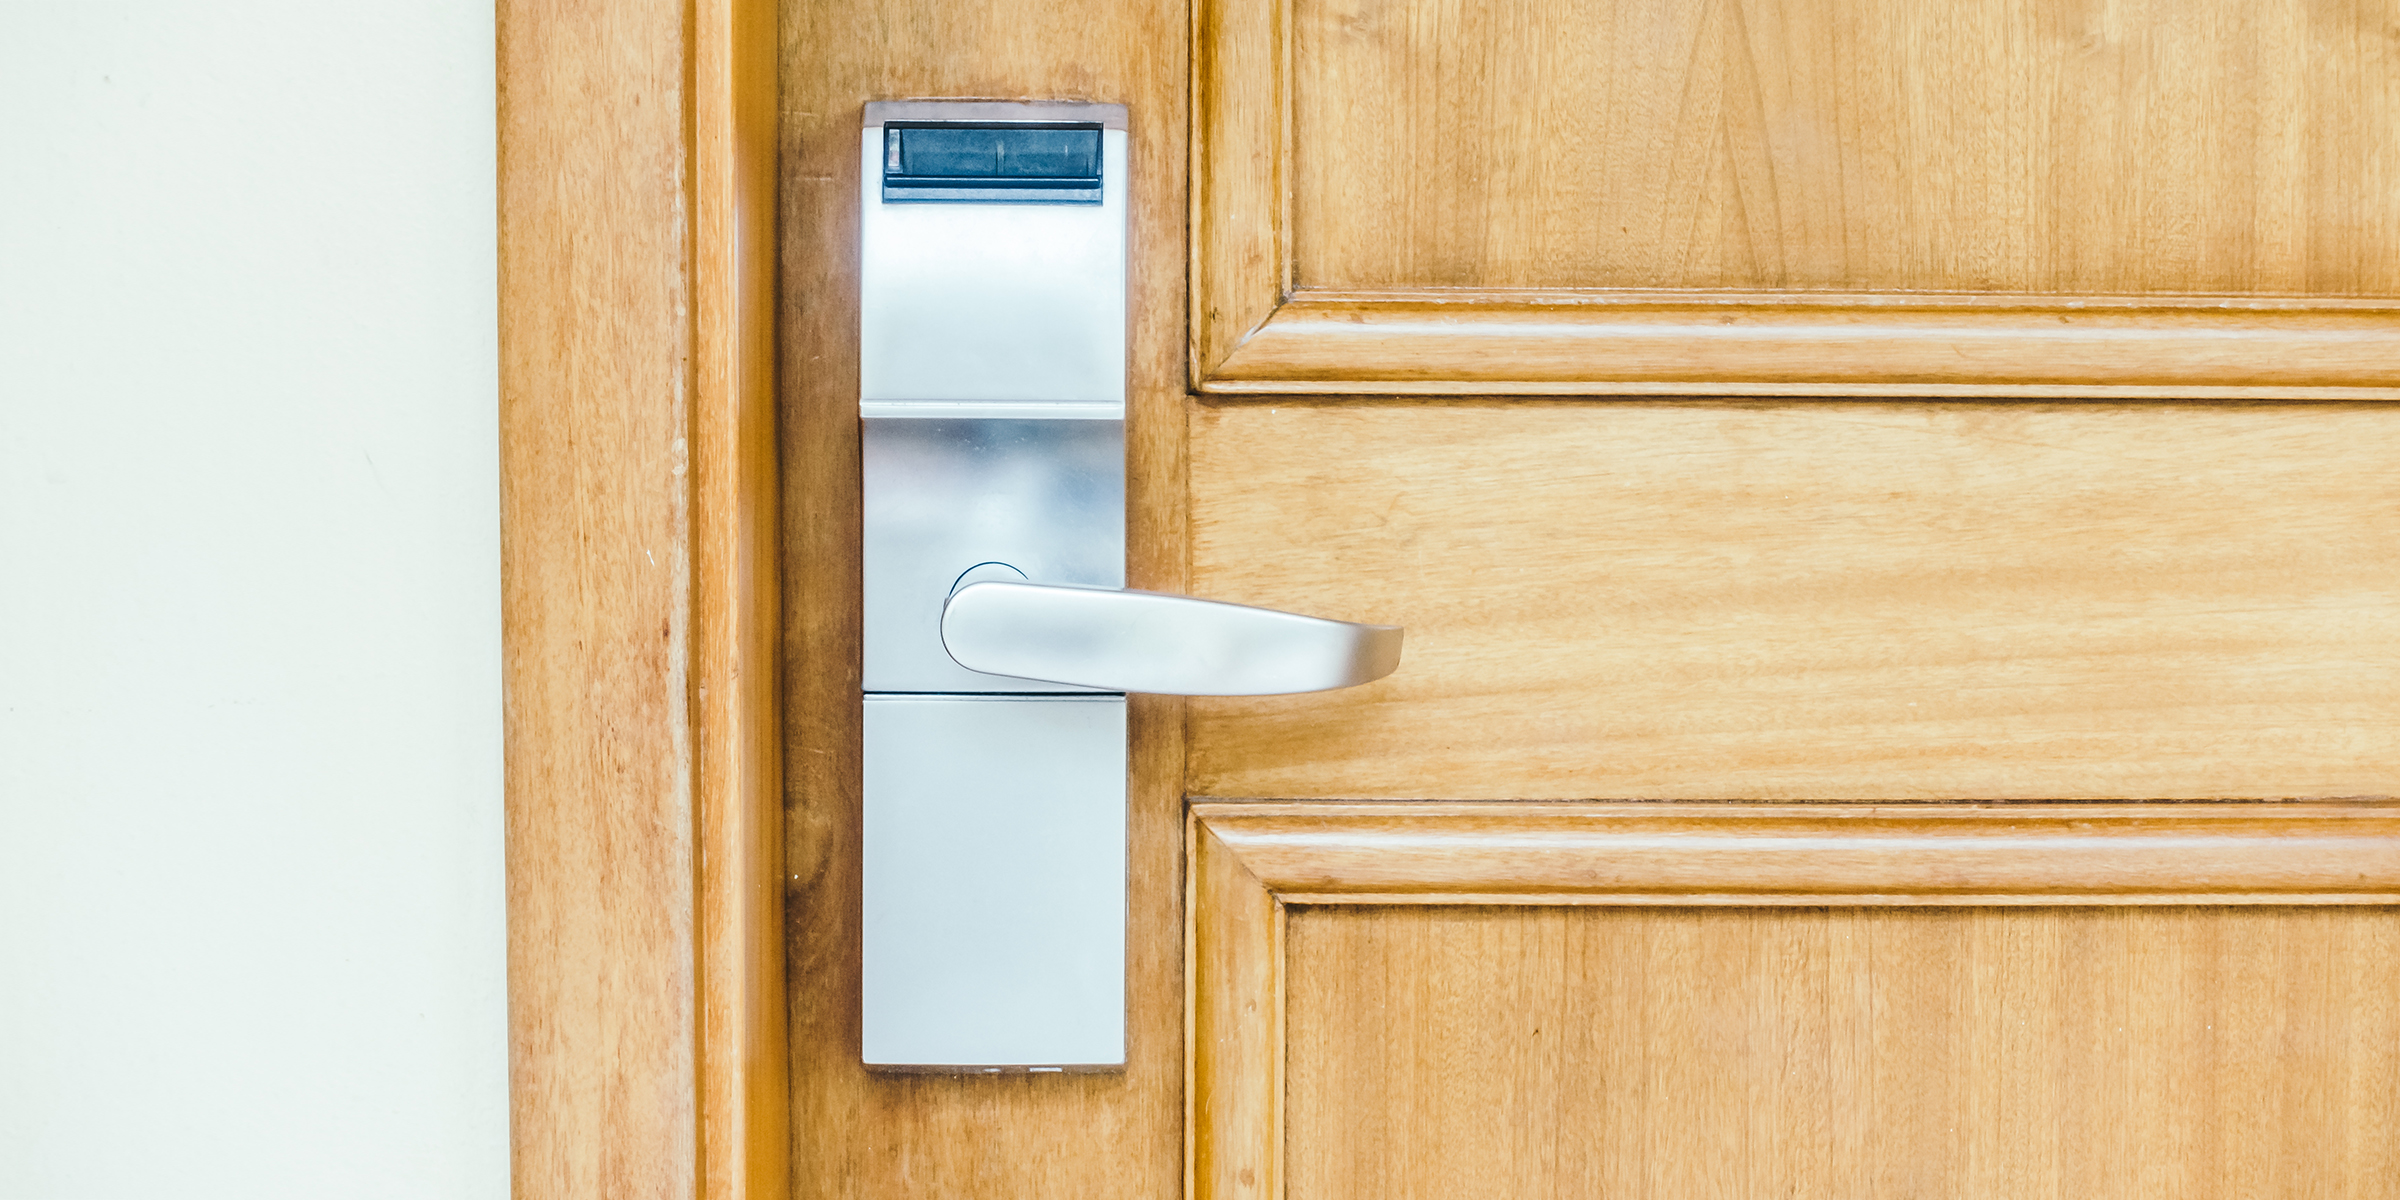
left=857, top=100, right=1402, bottom=1072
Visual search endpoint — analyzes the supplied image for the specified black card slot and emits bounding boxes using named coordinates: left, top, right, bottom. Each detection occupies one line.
left=882, top=122, right=1103, bottom=204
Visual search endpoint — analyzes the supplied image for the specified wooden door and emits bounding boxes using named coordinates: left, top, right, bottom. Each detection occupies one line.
left=783, top=0, right=2400, bottom=1196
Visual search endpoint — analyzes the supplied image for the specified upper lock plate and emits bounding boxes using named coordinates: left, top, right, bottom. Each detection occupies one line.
left=859, top=101, right=1129, bottom=415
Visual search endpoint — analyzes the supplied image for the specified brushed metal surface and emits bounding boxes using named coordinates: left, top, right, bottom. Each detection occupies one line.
left=858, top=123, right=1127, bottom=410
left=862, top=418, right=1123, bottom=693
left=861, top=695, right=1126, bottom=1068
left=942, top=581, right=1404, bottom=695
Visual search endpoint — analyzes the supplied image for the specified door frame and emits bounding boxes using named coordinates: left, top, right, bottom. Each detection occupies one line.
left=498, top=0, right=786, bottom=1197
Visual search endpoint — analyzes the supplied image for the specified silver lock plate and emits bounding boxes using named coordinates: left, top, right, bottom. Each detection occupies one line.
left=861, top=694, right=1125, bottom=1069
left=861, top=417, right=1122, bottom=693
left=858, top=100, right=1132, bottom=1071
left=858, top=101, right=1127, bottom=415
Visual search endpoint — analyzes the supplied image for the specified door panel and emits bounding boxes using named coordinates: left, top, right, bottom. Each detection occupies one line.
left=1195, top=0, right=2400, bottom=392
left=1187, top=401, right=2400, bottom=799
left=1285, top=904, right=2400, bottom=1200
left=1289, top=0, right=2400, bottom=295
left=1190, top=805, right=2400, bottom=1200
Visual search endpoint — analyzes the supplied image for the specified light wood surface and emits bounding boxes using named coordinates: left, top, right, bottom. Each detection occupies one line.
left=1199, top=803, right=2400, bottom=905
left=1288, top=0, right=2400, bottom=296
left=693, top=0, right=788, bottom=1196
left=1194, top=0, right=2400, bottom=392
left=1190, top=0, right=1291, bottom=376
left=1202, top=293, right=2400, bottom=396
left=1189, top=803, right=2400, bottom=1200
left=1284, top=904, right=2400, bottom=1200
left=500, top=0, right=696, bottom=1193
left=1187, top=401, right=2400, bottom=801
left=1188, top=816, right=1285, bottom=1200
left=777, top=0, right=1188, bottom=1192
left=502, top=0, right=783, bottom=1194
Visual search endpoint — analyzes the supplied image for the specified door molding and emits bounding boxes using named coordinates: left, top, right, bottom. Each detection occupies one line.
left=1194, top=293, right=2400, bottom=398
left=1187, top=801, right=2400, bottom=1200
left=498, top=0, right=784, bottom=1196
left=1191, top=0, right=2400, bottom=398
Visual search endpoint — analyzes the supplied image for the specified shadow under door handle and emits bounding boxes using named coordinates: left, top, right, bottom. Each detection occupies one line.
left=940, top=581, right=1403, bottom=695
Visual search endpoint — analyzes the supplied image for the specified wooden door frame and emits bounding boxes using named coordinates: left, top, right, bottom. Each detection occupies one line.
left=498, top=0, right=786, bottom=1197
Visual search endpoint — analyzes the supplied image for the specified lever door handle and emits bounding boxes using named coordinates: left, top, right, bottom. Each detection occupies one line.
left=941, top=581, right=1403, bottom=695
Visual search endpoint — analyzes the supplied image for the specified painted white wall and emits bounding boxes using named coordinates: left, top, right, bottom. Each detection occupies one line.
left=0, top=4, right=506, bottom=1197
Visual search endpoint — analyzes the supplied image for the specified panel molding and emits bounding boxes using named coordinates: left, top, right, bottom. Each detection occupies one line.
left=1190, top=0, right=2400, bottom=397
left=1203, top=293, right=2400, bottom=398
left=1185, top=801, right=2400, bottom=1200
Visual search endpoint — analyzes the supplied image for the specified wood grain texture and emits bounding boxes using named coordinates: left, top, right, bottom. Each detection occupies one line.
left=501, top=0, right=697, bottom=1194
left=695, top=0, right=788, bottom=1196
left=1188, top=803, right=2400, bottom=1200
left=1194, top=0, right=2400, bottom=392
left=778, top=0, right=1188, bottom=1192
left=1188, top=817, right=1284, bottom=1200
left=1191, top=0, right=1290, bottom=378
left=1202, top=294, right=2400, bottom=396
left=1283, top=904, right=2400, bottom=1200
left=1289, top=0, right=2400, bottom=295
left=1198, top=803, right=2400, bottom=904
left=1187, top=401, right=2400, bottom=801
left=504, top=0, right=784, bottom=1194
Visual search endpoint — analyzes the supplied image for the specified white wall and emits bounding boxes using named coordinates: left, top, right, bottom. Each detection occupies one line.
left=0, top=4, right=506, bottom=1197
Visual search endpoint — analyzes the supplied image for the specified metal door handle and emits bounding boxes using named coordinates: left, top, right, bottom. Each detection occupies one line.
left=941, top=581, right=1403, bottom=695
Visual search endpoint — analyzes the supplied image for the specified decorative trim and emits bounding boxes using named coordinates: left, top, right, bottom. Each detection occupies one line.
left=1199, top=802, right=2400, bottom=905
left=1185, top=801, right=2400, bottom=1200
left=499, top=0, right=783, bottom=1195
left=1190, top=0, right=2400, bottom=397
left=1188, top=814, right=1288, bottom=1200
left=1190, top=0, right=1291, bottom=383
left=1201, top=293, right=2400, bottom=398
left=693, top=0, right=787, bottom=1196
